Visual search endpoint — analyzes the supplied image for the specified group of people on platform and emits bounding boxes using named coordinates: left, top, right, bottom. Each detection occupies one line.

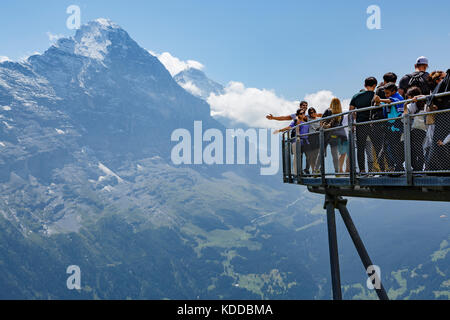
left=268, top=56, right=450, bottom=175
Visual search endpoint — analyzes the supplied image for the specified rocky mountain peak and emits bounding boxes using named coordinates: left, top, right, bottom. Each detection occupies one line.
left=50, top=19, right=132, bottom=61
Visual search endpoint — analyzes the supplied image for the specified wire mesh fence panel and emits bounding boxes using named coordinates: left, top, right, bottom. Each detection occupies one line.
left=409, top=111, right=428, bottom=173
left=285, top=134, right=303, bottom=181
left=322, top=126, right=349, bottom=176
left=280, top=91, right=450, bottom=184
left=282, top=134, right=291, bottom=181
left=354, top=118, right=405, bottom=175
left=299, top=130, right=320, bottom=177
left=416, top=109, right=450, bottom=174
left=290, top=137, right=300, bottom=178
left=286, top=139, right=297, bottom=181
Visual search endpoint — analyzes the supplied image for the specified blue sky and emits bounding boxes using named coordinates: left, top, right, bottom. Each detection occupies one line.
left=1, top=0, right=449, bottom=103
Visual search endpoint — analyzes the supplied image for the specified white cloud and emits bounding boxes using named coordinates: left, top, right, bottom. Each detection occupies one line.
left=0, top=56, right=11, bottom=63
left=148, top=50, right=204, bottom=76
left=147, top=51, right=351, bottom=128
left=207, top=83, right=351, bottom=129
left=179, top=81, right=202, bottom=97
left=304, top=90, right=350, bottom=114
left=207, top=81, right=298, bottom=129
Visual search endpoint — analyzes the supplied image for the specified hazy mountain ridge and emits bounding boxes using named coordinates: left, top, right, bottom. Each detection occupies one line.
left=174, top=68, right=224, bottom=101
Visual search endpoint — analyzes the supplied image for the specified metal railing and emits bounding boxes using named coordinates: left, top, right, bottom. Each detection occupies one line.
left=281, top=91, right=450, bottom=186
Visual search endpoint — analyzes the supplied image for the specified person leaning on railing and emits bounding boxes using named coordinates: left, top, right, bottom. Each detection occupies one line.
left=339, top=113, right=350, bottom=173
left=372, top=83, right=405, bottom=173
left=425, top=70, right=450, bottom=172
left=315, top=98, right=347, bottom=174
left=420, top=71, right=447, bottom=169
left=349, top=77, right=379, bottom=173
left=306, top=107, right=322, bottom=173
left=403, top=86, right=427, bottom=172
left=273, top=109, right=311, bottom=175
left=376, top=72, right=398, bottom=99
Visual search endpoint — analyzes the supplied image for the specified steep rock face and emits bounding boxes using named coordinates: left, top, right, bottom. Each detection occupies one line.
left=16, top=20, right=216, bottom=161
left=0, top=18, right=289, bottom=236
left=0, top=19, right=228, bottom=234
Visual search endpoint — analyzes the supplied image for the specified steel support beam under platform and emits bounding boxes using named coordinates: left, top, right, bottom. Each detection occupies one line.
left=324, top=194, right=389, bottom=300
left=311, top=185, right=450, bottom=202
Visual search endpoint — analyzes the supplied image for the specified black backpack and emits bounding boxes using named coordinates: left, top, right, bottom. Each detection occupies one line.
left=408, top=71, right=430, bottom=95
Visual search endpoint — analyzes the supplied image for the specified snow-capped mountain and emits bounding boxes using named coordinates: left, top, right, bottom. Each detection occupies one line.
left=174, top=67, right=224, bottom=100
left=0, top=18, right=225, bottom=234
left=0, top=17, right=283, bottom=238
left=0, top=18, right=322, bottom=300
left=1, top=18, right=226, bottom=162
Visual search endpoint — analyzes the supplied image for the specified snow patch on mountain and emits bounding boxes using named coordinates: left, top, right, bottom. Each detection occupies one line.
left=51, top=19, right=123, bottom=61
left=73, top=22, right=112, bottom=60
left=98, top=162, right=124, bottom=183
left=95, top=18, right=120, bottom=28
left=2, top=121, right=13, bottom=130
left=102, top=185, right=114, bottom=192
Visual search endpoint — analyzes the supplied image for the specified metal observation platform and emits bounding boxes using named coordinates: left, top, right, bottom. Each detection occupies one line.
left=281, top=90, right=450, bottom=300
